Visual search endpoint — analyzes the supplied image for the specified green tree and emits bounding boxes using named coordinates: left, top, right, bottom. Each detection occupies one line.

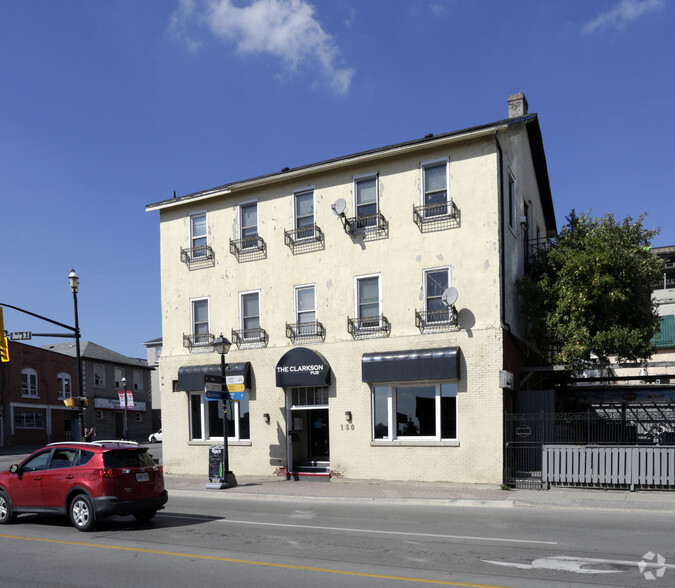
left=518, top=210, right=662, bottom=367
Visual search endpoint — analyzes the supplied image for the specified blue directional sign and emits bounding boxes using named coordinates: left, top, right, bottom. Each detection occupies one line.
left=205, top=391, right=226, bottom=401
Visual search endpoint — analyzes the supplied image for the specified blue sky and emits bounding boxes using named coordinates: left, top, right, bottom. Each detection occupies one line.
left=1, top=0, right=673, bottom=359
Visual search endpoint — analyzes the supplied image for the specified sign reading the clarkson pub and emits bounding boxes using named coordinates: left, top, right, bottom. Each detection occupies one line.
left=275, top=347, right=331, bottom=387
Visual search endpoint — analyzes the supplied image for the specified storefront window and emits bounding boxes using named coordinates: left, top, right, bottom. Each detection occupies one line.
left=372, top=382, right=457, bottom=441
left=189, top=392, right=250, bottom=441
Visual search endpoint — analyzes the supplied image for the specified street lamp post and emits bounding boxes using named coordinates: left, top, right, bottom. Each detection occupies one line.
left=68, top=270, right=84, bottom=440
left=121, top=376, right=128, bottom=440
left=213, top=334, right=236, bottom=488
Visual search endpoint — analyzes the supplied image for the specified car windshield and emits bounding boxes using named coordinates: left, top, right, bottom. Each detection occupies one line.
left=103, top=450, right=155, bottom=468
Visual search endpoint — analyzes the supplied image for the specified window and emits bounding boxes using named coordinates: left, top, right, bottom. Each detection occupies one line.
left=508, top=173, right=515, bottom=230
left=294, top=189, right=314, bottom=239
left=21, top=368, right=38, bottom=397
left=422, top=160, right=449, bottom=216
left=190, top=212, right=207, bottom=256
left=355, top=175, right=378, bottom=229
left=57, top=373, right=72, bottom=400
left=240, top=202, right=258, bottom=249
left=94, top=364, right=105, bottom=387
left=15, top=411, right=45, bottom=430
left=356, top=275, right=380, bottom=327
left=240, top=291, right=260, bottom=333
left=295, top=284, right=316, bottom=325
left=425, top=267, right=450, bottom=322
left=192, top=298, right=210, bottom=346
left=189, top=393, right=250, bottom=441
left=114, top=368, right=124, bottom=389
left=373, top=382, right=457, bottom=441
left=155, top=346, right=162, bottom=365
left=133, top=370, right=143, bottom=391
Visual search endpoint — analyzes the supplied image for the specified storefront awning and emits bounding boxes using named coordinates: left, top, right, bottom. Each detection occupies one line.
left=361, top=347, right=460, bottom=383
left=176, top=363, right=251, bottom=391
left=276, top=347, right=331, bottom=387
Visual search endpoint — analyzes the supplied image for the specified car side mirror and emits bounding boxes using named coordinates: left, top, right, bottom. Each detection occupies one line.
left=9, top=464, right=19, bottom=474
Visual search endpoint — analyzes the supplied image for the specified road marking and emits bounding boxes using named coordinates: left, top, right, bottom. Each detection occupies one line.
left=162, top=513, right=557, bottom=545
left=484, top=555, right=675, bottom=576
left=0, top=533, right=514, bottom=588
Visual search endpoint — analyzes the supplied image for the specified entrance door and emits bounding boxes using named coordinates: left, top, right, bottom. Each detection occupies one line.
left=308, top=409, right=329, bottom=460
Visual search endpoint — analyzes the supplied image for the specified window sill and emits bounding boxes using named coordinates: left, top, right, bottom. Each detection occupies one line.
left=370, top=440, right=460, bottom=447
left=188, top=440, right=252, bottom=447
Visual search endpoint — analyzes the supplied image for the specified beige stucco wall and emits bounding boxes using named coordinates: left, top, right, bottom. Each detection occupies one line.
left=151, top=125, right=545, bottom=484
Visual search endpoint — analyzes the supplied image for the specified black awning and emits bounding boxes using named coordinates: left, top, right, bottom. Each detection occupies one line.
left=276, top=347, right=331, bottom=387
left=177, top=363, right=251, bottom=391
left=361, top=347, right=460, bottom=383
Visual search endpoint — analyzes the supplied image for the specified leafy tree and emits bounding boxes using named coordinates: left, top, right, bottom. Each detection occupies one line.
left=518, top=210, right=662, bottom=367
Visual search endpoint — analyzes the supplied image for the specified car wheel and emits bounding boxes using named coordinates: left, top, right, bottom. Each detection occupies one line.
left=133, top=509, right=157, bottom=523
left=69, top=494, right=96, bottom=532
left=150, top=436, right=157, bottom=443
left=0, top=491, right=14, bottom=524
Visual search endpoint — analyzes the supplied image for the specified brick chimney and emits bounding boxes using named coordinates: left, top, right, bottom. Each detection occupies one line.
left=508, top=93, right=528, bottom=118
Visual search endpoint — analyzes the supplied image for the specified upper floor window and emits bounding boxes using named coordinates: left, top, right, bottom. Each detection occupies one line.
left=190, top=212, right=207, bottom=256
left=192, top=298, right=210, bottom=346
left=357, top=275, right=380, bottom=327
left=422, top=160, right=449, bottom=217
left=57, top=373, right=72, bottom=400
left=240, top=291, right=261, bottom=332
left=133, top=370, right=143, bottom=391
left=21, top=368, right=38, bottom=397
left=294, top=189, right=315, bottom=240
left=295, top=284, right=316, bottom=324
left=425, top=268, right=450, bottom=318
left=508, top=173, right=516, bottom=231
left=114, top=368, right=124, bottom=389
left=94, top=364, right=105, bottom=387
left=240, top=202, right=258, bottom=249
left=355, top=175, right=378, bottom=229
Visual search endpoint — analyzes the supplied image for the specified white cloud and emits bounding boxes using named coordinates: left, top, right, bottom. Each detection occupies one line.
left=168, top=0, right=354, bottom=95
left=583, top=0, right=664, bottom=35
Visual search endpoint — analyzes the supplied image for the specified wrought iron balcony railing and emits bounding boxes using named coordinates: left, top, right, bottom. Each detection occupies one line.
left=284, top=225, right=324, bottom=253
left=415, top=308, right=458, bottom=333
left=231, top=327, right=268, bottom=348
left=343, top=212, right=387, bottom=236
left=183, top=332, right=215, bottom=350
left=412, top=200, right=459, bottom=231
left=285, top=321, right=326, bottom=343
left=230, top=236, right=266, bottom=261
left=180, top=245, right=215, bottom=268
left=347, top=315, right=391, bottom=338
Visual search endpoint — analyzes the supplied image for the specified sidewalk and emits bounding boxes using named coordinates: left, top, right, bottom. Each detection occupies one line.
left=164, top=473, right=675, bottom=513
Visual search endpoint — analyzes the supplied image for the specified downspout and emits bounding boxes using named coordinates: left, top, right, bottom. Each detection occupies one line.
left=495, top=131, right=511, bottom=333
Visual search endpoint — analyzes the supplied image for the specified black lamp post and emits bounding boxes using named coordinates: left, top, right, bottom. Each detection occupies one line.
left=121, top=376, right=128, bottom=440
left=212, top=333, right=236, bottom=487
left=68, top=270, right=84, bottom=439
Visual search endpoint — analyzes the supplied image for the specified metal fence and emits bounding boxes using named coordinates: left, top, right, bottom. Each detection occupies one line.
left=504, top=407, right=675, bottom=489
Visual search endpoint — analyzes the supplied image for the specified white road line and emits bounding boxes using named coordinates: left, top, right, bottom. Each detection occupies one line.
left=160, top=513, right=557, bottom=545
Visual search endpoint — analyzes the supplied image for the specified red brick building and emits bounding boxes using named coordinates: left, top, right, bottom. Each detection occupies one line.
left=0, top=341, right=78, bottom=446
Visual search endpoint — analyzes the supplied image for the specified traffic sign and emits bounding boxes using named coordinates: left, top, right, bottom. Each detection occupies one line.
left=226, top=383, right=246, bottom=393
left=204, top=374, right=224, bottom=384
left=226, top=375, right=244, bottom=385
left=204, top=382, right=224, bottom=392
left=205, top=391, right=225, bottom=401
left=225, top=391, right=246, bottom=401
left=9, top=331, right=31, bottom=341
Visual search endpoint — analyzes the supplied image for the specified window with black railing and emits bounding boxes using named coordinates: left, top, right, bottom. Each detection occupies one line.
left=286, top=321, right=326, bottom=343
left=231, top=328, right=268, bottom=348
left=348, top=315, right=391, bottom=338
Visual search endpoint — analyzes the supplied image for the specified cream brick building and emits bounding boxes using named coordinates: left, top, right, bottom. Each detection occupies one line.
left=146, top=93, right=556, bottom=484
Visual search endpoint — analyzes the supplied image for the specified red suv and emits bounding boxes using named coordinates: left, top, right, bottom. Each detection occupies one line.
left=0, top=441, right=168, bottom=532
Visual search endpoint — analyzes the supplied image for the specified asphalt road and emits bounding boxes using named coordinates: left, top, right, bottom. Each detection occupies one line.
left=1, top=486, right=673, bottom=587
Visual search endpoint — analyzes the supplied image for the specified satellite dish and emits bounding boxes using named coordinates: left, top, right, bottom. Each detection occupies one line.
left=331, top=198, right=346, bottom=216
left=441, top=287, right=458, bottom=307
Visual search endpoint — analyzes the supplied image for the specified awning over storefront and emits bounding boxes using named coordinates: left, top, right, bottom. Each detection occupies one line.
left=276, top=347, right=331, bottom=387
left=176, top=363, right=251, bottom=391
left=361, top=347, right=460, bottom=383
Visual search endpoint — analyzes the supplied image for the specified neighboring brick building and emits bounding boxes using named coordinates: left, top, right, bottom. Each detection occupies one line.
left=0, top=341, right=78, bottom=446
left=146, top=93, right=556, bottom=483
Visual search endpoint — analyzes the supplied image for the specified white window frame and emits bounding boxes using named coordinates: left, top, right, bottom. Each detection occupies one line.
left=353, top=173, right=379, bottom=227
left=57, top=372, right=72, bottom=400
left=420, top=158, right=450, bottom=215
left=372, top=382, right=458, bottom=442
left=189, top=211, right=208, bottom=256
left=239, top=290, right=261, bottom=335
left=94, top=364, right=105, bottom=387
left=21, top=368, right=38, bottom=397
left=191, top=297, right=210, bottom=345
left=293, top=188, right=315, bottom=239
left=424, top=266, right=451, bottom=319
left=354, top=273, right=382, bottom=328
left=294, top=283, right=317, bottom=324
left=188, top=392, right=249, bottom=441
left=239, top=200, right=259, bottom=249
